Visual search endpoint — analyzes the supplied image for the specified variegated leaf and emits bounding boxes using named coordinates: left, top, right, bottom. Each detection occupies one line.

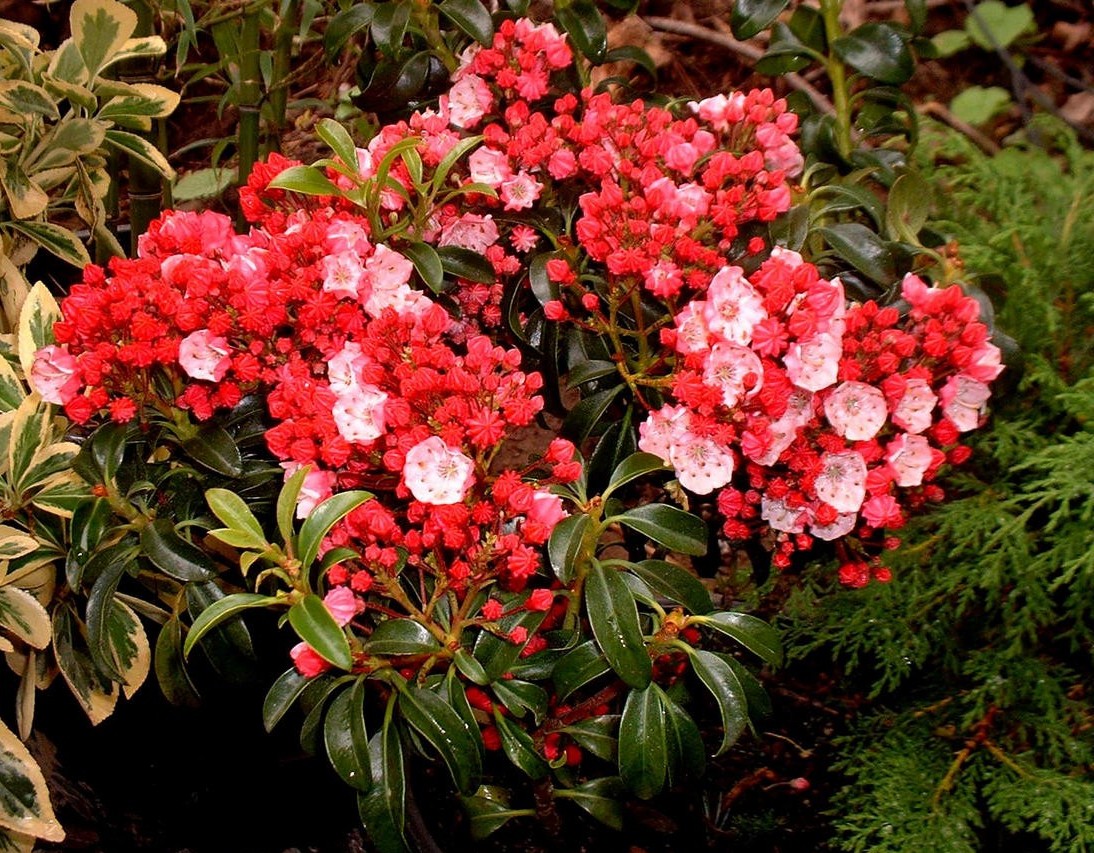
left=0, top=588, right=50, bottom=650
left=0, top=717, right=64, bottom=842
left=4, top=566, right=55, bottom=611
left=15, top=648, right=36, bottom=740
left=70, top=0, right=136, bottom=80
left=0, top=82, right=59, bottom=121
left=53, top=604, right=118, bottom=725
left=107, top=601, right=150, bottom=699
left=104, top=129, right=175, bottom=180
left=0, top=256, right=31, bottom=335
left=106, top=36, right=167, bottom=68
left=17, top=441, right=79, bottom=496
left=97, top=82, right=180, bottom=123
left=0, top=164, right=48, bottom=221
left=30, top=470, right=90, bottom=518
left=0, top=19, right=41, bottom=52
left=0, top=827, right=36, bottom=852
left=6, top=223, right=89, bottom=271
left=0, top=410, right=15, bottom=476
left=4, top=397, right=49, bottom=496
left=39, top=74, right=95, bottom=112
left=0, top=529, right=37, bottom=562
left=16, top=283, right=59, bottom=383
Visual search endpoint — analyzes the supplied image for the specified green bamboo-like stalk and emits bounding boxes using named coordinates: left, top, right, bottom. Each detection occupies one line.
left=122, top=0, right=165, bottom=253
left=237, top=5, right=263, bottom=212
left=265, top=0, right=299, bottom=155
left=819, top=0, right=853, bottom=161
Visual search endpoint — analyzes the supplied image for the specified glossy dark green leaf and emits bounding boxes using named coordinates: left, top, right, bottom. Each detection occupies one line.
left=296, top=490, right=371, bottom=577
left=663, top=694, right=705, bottom=785
left=398, top=685, right=481, bottom=794
left=554, top=776, right=624, bottom=829
left=615, top=504, right=708, bottom=556
left=370, top=0, right=411, bottom=55
left=833, top=23, right=914, bottom=84
left=66, top=498, right=112, bottom=588
left=262, top=667, right=311, bottom=732
left=756, top=23, right=815, bottom=74
left=618, top=684, right=667, bottom=799
left=325, top=3, right=375, bottom=56
left=445, top=669, right=481, bottom=735
left=553, top=640, right=612, bottom=703
left=602, top=44, right=657, bottom=78
left=547, top=513, right=589, bottom=585
left=812, top=182, right=885, bottom=228
left=474, top=610, right=547, bottom=682
left=267, top=164, right=340, bottom=197
left=153, top=614, right=201, bottom=707
left=493, top=709, right=548, bottom=779
left=690, top=649, right=748, bottom=756
left=699, top=612, right=783, bottom=666
left=555, top=0, right=607, bottom=62
left=566, top=359, right=617, bottom=390
left=139, top=518, right=216, bottom=582
left=182, top=587, right=271, bottom=660
left=438, top=0, right=493, bottom=45
left=561, top=714, right=619, bottom=762
left=720, top=653, right=773, bottom=719
left=298, top=676, right=342, bottom=755
left=527, top=251, right=562, bottom=305
left=86, top=547, right=135, bottom=681
left=819, top=223, right=896, bottom=285
left=361, top=618, right=441, bottom=655
left=629, top=560, right=713, bottom=615
left=731, top=0, right=790, bottom=40
left=182, top=424, right=243, bottom=476
left=461, top=787, right=525, bottom=839
left=490, top=679, right=547, bottom=725
left=604, top=452, right=668, bottom=499
left=325, top=679, right=372, bottom=791
left=886, top=170, right=932, bottom=243
left=358, top=713, right=409, bottom=853
left=564, top=384, right=624, bottom=445
left=437, top=245, right=496, bottom=284
left=53, top=603, right=117, bottom=725
left=288, top=594, right=352, bottom=671
left=402, top=241, right=445, bottom=294
left=276, top=465, right=309, bottom=545
left=454, top=648, right=489, bottom=685
left=586, top=563, right=651, bottom=689
left=788, top=5, right=826, bottom=51
left=88, top=422, right=128, bottom=482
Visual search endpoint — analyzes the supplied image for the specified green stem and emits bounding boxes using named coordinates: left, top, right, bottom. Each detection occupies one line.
left=820, top=0, right=853, bottom=160
left=266, top=0, right=300, bottom=155
left=237, top=6, right=263, bottom=221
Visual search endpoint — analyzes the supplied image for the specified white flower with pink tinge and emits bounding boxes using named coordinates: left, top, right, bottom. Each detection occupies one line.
left=438, top=213, right=500, bottom=253
left=824, top=381, right=888, bottom=441
left=403, top=437, right=475, bottom=505
left=891, top=378, right=938, bottom=434
left=672, top=301, right=711, bottom=354
left=468, top=147, right=513, bottom=188
left=813, top=450, right=868, bottom=514
left=326, top=342, right=368, bottom=396
left=784, top=332, right=842, bottom=392
left=761, top=497, right=807, bottom=534
left=444, top=73, right=493, bottom=129
left=282, top=463, right=338, bottom=519
left=809, top=510, right=857, bottom=541
left=668, top=432, right=735, bottom=495
left=703, top=343, right=764, bottom=409
left=703, top=266, right=767, bottom=346
left=332, top=384, right=388, bottom=444
left=500, top=172, right=543, bottom=212
left=322, top=251, right=366, bottom=299
left=886, top=433, right=934, bottom=487
left=940, top=374, right=992, bottom=432
left=637, top=405, right=691, bottom=461
left=178, top=329, right=231, bottom=382
left=30, top=345, right=81, bottom=404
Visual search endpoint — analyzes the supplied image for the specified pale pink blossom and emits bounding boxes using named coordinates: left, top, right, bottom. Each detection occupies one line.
left=761, top=497, right=807, bottom=534
left=965, top=342, right=1004, bottom=383
left=824, top=381, right=888, bottom=441
left=703, top=266, right=767, bottom=345
left=891, top=378, right=937, bottom=434
left=326, top=342, right=367, bottom=395
left=704, top=343, right=764, bottom=409
left=322, top=251, right=367, bottom=299
left=364, top=244, right=414, bottom=292
left=664, top=140, right=701, bottom=175
left=178, top=329, right=231, bottom=382
left=500, top=172, right=543, bottom=211
left=438, top=213, right=500, bottom=253
left=743, top=416, right=798, bottom=466
left=282, top=463, right=338, bottom=519
left=332, top=385, right=388, bottom=444
left=784, top=333, right=842, bottom=392
left=527, top=490, right=568, bottom=531
left=813, top=451, right=868, bottom=513
left=403, top=437, right=475, bottom=505
left=445, top=74, right=493, bottom=129
left=323, top=587, right=361, bottom=627
left=670, top=183, right=713, bottom=219
left=669, top=433, right=735, bottom=494
left=672, top=301, right=711, bottom=354
left=638, top=405, right=690, bottom=462
left=30, top=345, right=81, bottom=404
left=142, top=209, right=235, bottom=258
left=940, top=374, right=992, bottom=432
left=809, top=510, right=857, bottom=541
left=885, top=433, right=933, bottom=487
left=325, top=219, right=371, bottom=256
left=468, top=147, right=513, bottom=187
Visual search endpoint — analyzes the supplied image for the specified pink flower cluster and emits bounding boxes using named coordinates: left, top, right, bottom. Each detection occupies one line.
left=639, top=256, right=1002, bottom=584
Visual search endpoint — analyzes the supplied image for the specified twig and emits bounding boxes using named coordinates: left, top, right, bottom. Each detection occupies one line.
left=920, top=101, right=1002, bottom=155
left=642, top=15, right=837, bottom=116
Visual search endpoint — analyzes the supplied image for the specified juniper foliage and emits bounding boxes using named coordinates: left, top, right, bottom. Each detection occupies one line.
left=780, top=120, right=1094, bottom=852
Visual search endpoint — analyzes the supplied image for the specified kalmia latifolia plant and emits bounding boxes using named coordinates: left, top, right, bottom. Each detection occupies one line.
left=26, top=16, right=1002, bottom=852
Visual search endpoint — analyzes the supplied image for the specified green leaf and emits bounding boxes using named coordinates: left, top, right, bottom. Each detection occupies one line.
left=601, top=45, right=657, bottom=78
left=205, top=489, right=266, bottom=545
left=555, top=0, right=607, bottom=62
left=71, top=0, right=136, bottom=77
left=560, top=715, right=619, bottom=762
left=357, top=711, right=409, bottom=853
left=267, top=164, right=340, bottom=197
left=618, top=684, right=667, bottom=799
left=0, top=587, right=50, bottom=650
left=965, top=0, right=1035, bottom=50
left=696, top=612, right=783, bottom=666
left=885, top=170, right=933, bottom=243
left=438, top=0, right=494, bottom=45
left=153, top=614, right=200, bottom=707
left=585, top=563, right=651, bottom=689
left=818, top=223, right=896, bottom=285
left=298, top=676, right=342, bottom=756
left=262, top=667, right=311, bottom=732
left=0, top=81, right=59, bottom=120
left=566, top=359, right=617, bottom=389
left=547, top=513, right=589, bottom=585
left=182, top=591, right=276, bottom=659
left=325, top=3, right=376, bottom=57
left=315, top=117, right=359, bottom=173
left=454, top=648, right=489, bottom=685
left=461, top=787, right=526, bottom=840
left=370, top=0, right=411, bottom=56
left=401, top=241, right=445, bottom=294
left=554, top=776, right=624, bottom=830
left=949, top=85, right=1012, bottom=126
left=615, top=504, right=708, bottom=556
left=0, top=717, right=65, bottom=842
left=603, top=452, right=668, bottom=499
left=493, top=709, right=548, bottom=780
left=731, top=0, right=790, bottom=40
left=17, top=283, right=60, bottom=381
left=288, top=594, right=352, bottom=671
left=398, top=685, right=481, bottom=795
left=689, top=648, right=748, bottom=756
left=172, top=167, right=235, bottom=201
left=325, top=679, right=372, bottom=791
left=490, top=679, right=547, bottom=725
left=904, top=0, right=928, bottom=34
left=628, top=559, right=713, bottom=615
left=85, top=545, right=135, bottom=681
left=6, top=221, right=90, bottom=270
left=563, top=384, right=624, bottom=445
left=139, top=518, right=216, bottom=582
left=105, top=600, right=149, bottom=698
left=181, top=424, right=243, bottom=476
left=663, top=694, right=705, bottom=785
left=931, top=29, right=971, bottom=57
left=361, top=618, right=441, bottom=655
left=296, top=490, right=372, bottom=577
left=553, top=640, right=612, bottom=703
left=473, top=610, right=547, bottom=681
left=53, top=603, right=118, bottom=725
left=833, top=23, right=914, bottom=85
left=104, top=129, right=174, bottom=180
left=720, top=652, right=773, bottom=719
left=436, top=245, right=495, bottom=284
left=275, top=464, right=309, bottom=546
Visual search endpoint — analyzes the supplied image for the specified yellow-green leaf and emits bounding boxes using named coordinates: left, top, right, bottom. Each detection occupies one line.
left=97, top=82, right=180, bottom=125
left=0, top=528, right=37, bottom=563
left=104, top=35, right=167, bottom=69
left=52, top=604, right=118, bottom=726
left=70, top=0, right=136, bottom=79
left=0, top=165, right=48, bottom=221
left=109, top=601, right=150, bottom=699
left=0, top=717, right=64, bottom=842
left=0, top=82, right=59, bottom=121
left=5, top=397, right=49, bottom=496
left=16, top=283, right=59, bottom=383
left=103, top=129, right=175, bottom=180
left=0, top=587, right=50, bottom=649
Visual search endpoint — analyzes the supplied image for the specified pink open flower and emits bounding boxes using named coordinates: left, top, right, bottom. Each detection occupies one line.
left=323, top=587, right=361, bottom=627
left=30, top=345, right=81, bottom=404
left=178, top=329, right=231, bottom=382
left=824, top=381, right=888, bottom=441
left=813, top=451, right=868, bottom=514
left=403, top=436, right=475, bottom=505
